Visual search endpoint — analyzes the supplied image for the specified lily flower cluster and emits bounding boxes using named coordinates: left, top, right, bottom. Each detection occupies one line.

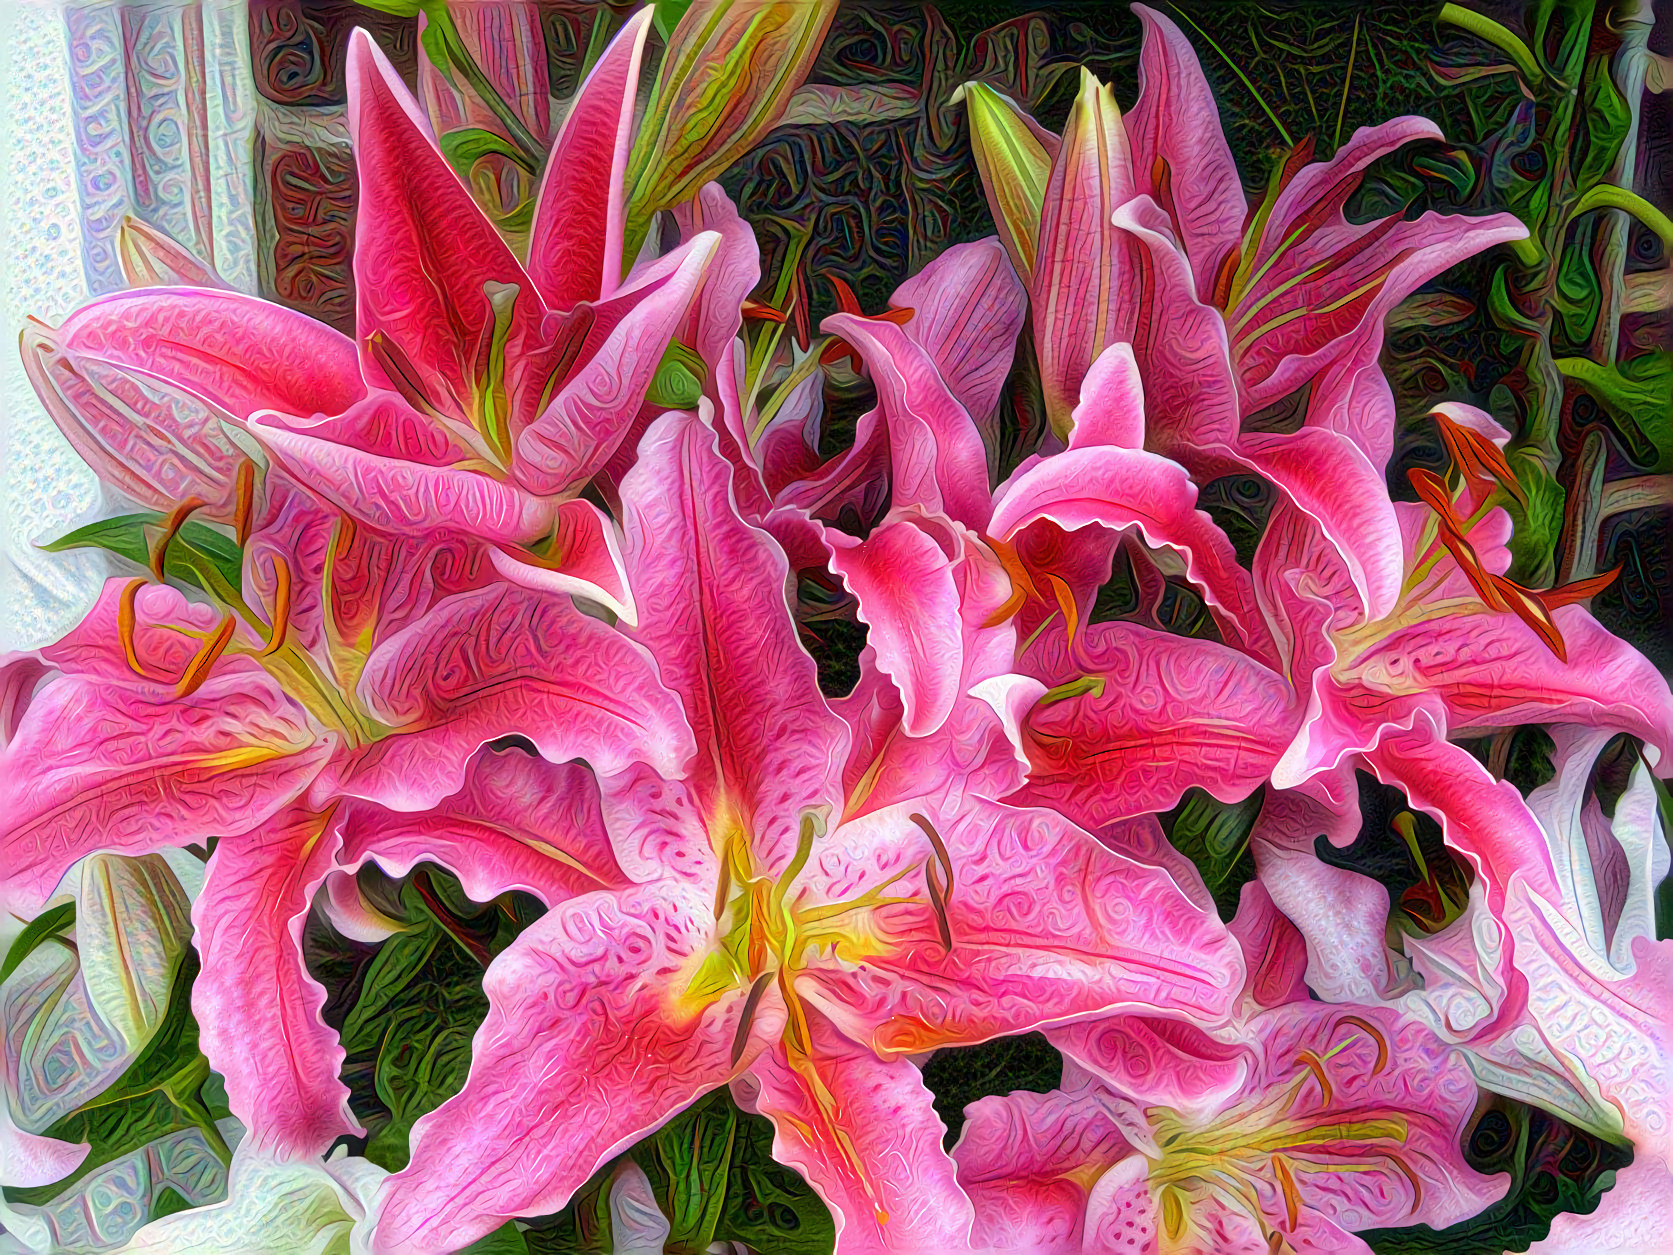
left=3, top=7, right=1670, bottom=1254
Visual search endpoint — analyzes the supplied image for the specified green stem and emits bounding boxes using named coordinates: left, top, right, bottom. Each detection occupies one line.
left=430, top=4, right=544, bottom=164
left=1437, top=3, right=1547, bottom=86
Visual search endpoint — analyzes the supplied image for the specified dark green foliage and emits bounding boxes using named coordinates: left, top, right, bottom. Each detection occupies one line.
left=923, top=1032, right=1064, bottom=1150
left=42, top=512, right=243, bottom=599
left=1161, top=787, right=1264, bottom=922
left=0, top=901, right=75, bottom=986
left=524, top=1089, right=836, bottom=1255
left=1363, top=1095, right=1632, bottom=1253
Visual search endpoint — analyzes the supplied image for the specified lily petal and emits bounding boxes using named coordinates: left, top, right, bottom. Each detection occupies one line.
left=1065, top=342, right=1146, bottom=452
left=192, top=807, right=361, bottom=1158
left=369, top=880, right=756, bottom=1254
left=350, top=584, right=692, bottom=811
left=526, top=9, right=651, bottom=310
left=514, top=232, right=718, bottom=495
left=0, top=673, right=328, bottom=915
left=347, top=29, right=542, bottom=420
left=1125, top=6, right=1246, bottom=301
left=619, top=407, right=848, bottom=872
left=736, top=1008, right=976, bottom=1254
left=489, top=497, right=637, bottom=625
left=1014, top=621, right=1296, bottom=829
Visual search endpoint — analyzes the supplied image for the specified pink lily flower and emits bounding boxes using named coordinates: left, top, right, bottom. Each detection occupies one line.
left=967, top=4, right=1526, bottom=622
left=21, top=11, right=717, bottom=623
left=363, top=406, right=1245, bottom=1254
left=954, top=1000, right=1503, bottom=1254
left=0, top=493, right=691, bottom=1162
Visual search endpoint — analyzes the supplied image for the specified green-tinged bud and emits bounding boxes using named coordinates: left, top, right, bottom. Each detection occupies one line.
left=623, top=0, right=838, bottom=263
left=646, top=342, right=708, bottom=411
left=957, top=80, right=1053, bottom=284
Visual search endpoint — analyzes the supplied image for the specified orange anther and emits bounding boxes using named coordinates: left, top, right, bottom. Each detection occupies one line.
left=1333, top=1015, right=1389, bottom=1077
left=149, top=496, right=206, bottom=580
left=233, top=461, right=257, bottom=547
left=1294, top=1049, right=1334, bottom=1108
left=175, top=613, right=237, bottom=698
left=1271, top=1153, right=1301, bottom=1232
left=259, top=553, right=292, bottom=658
left=117, top=577, right=154, bottom=679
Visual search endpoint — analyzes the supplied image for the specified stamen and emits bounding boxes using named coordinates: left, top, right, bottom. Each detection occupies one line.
left=1294, top=1050, right=1334, bottom=1108
left=1433, top=409, right=1527, bottom=507
left=259, top=553, right=292, bottom=658
left=1334, top=1015, right=1389, bottom=1076
left=475, top=281, right=520, bottom=466
left=1037, top=674, right=1105, bottom=707
left=1539, top=566, right=1620, bottom=610
left=367, top=330, right=444, bottom=419
left=742, top=297, right=788, bottom=323
left=772, top=810, right=824, bottom=916
left=1270, top=1153, right=1301, bottom=1231
left=117, top=577, right=153, bottom=679
left=149, top=496, right=206, bottom=580
left=908, top=813, right=955, bottom=897
left=233, top=460, right=256, bottom=547
left=1384, top=1151, right=1424, bottom=1215
left=730, top=971, right=774, bottom=1066
left=176, top=613, right=237, bottom=697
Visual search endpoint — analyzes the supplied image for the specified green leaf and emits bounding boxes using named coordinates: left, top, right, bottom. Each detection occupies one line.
left=1555, top=352, right=1673, bottom=472
left=1437, top=3, right=1545, bottom=86
left=716, top=1108, right=835, bottom=1254
left=646, top=342, right=708, bottom=411
left=420, top=18, right=456, bottom=88
left=458, top=1221, right=529, bottom=1254
left=439, top=127, right=537, bottom=177
left=654, top=0, right=695, bottom=42
left=1502, top=449, right=1564, bottom=587
left=41, top=513, right=243, bottom=599
left=0, top=901, right=74, bottom=987
left=1572, top=53, right=1631, bottom=195
left=340, top=924, right=441, bottom=1055
left=1161, top=787, right=1264, bottom=921
left=631, top=1089, right=736, bottom=1249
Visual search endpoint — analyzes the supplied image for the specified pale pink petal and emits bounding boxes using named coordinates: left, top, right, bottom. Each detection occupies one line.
left=1014, top=622, right=1296, bottom=829
left=488, top=497, right=636, bottom=624
left=953, top=1087, right=1130, bottom=1255
left=1528, top=1154, right=1673, bottom=1255
left=990, top=445, right=1270, bottom=657
left=1252, top=839, right=1395, bottom=1003
left=347, top=30, right=542, bottom=419
left=368, top=880, right=756, bottom=1254
left=1125, top=5, right=1245, bottom=300
left=321, top=871, right=405, bottom=944
left=513, top=233, right=718, bottom=495
left=1065, top=342, right=1145, bottom=452
left=737, top=1010, right=975, bottom=1254
left=0, top=673, right=329, bottom=915
left=827, top=518, right=963, bottom=737
left=820, top=314, right=994, bottom=531
left=526, top=9, right=650, bottom=309
left=348, top=584, right=692, bottom=811
left=0, top=1103, right=88, bottom=1190
left=618, top=408, right=848, bottom=872
left=337, top=748, right=628, bottom=906
left=891, top=237, right=1028, bottom=423
left=596, top=764, right=718, bottom=888
left=192, top=807, right=361, bottom=1158
left=1032, top=70, right=1137, bottom=433
left=803, top=800, right=1245, bottom=1051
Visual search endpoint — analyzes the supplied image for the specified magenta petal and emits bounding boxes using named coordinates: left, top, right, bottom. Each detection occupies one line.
left=820, top=314, right=994, bottom=532
left=826, top=518, right=963, bottom=737
left=1053, top=1015, right=1250, bottom=1124
left=618, top=408, right=848, bottom=870
left=347, top=29, right=541, bottom=414
left=526, top=9, right=651, bottom=310
left=339, top=748, right=627, bottom=906
left=53, top=288, right=363, bottom=420
left=0, top=674, right=329, bottom=915
left=249, top=404, right=562, bottom=546
left=1238, top=425, right=1405, bottom=621
left=192, top=807, right=360, bottom=1158
left=1125, top=5, right=1245, bottom=298
left=736, top=1011, right=976, bottom=1254
left=990, top=445, right=1271, bottom=658
left=1015, top=622, right=1295, bottom=829
left=513, top=233, right=718, bottom=495
left=890, top=237, right=1028, bottom=423
left=369, top=881, right=745, bottom=1254
left=349, top=584, right=692, bottom=811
